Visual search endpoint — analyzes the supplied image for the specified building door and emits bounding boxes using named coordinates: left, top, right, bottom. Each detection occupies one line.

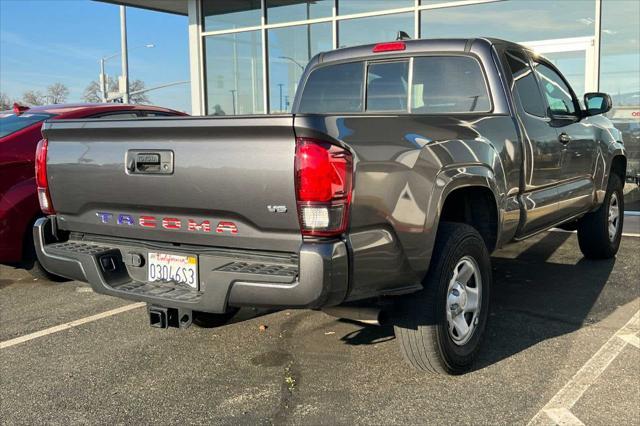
left=522, top=36, right=598, bottom=99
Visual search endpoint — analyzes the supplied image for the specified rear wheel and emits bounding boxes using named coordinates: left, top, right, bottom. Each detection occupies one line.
left=577, top=174, right=624, bottom=259
left=22, top=220, right=69, bottom=282
left=393, top=223, right=491, bottom=374
left=192, top=308, right=239, bottom=328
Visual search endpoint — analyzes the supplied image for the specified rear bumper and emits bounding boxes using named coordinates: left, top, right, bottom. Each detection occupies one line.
left=33, top=217, right=348, bottom=313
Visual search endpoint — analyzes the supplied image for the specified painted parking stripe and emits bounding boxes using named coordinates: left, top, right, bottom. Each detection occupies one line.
left=0, top=302, right=146, bottom=350
left=528, top=309, right=640, bottom=425
left=550, top=228, right=640, bottom=238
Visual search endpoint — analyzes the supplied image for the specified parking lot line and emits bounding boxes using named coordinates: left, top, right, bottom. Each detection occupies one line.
left=528, top=309, right=640, bottom=425
left=0, top=302, right=146, bottom=350
left=549, top=228, right=640, bottom=238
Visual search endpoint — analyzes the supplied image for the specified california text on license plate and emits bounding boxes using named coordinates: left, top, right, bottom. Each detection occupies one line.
left=148, top=252, right=198, bottom=288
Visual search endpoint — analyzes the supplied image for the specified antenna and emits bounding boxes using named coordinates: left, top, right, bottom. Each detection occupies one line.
left=396, top=31, right=411, bottom=41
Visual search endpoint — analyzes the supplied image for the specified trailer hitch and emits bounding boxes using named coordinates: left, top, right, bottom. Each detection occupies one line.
left=148, top=305, right=192, bottom=329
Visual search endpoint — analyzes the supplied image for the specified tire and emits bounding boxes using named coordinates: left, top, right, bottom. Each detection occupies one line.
left=393, top=222, right=492, bottom=374
left=26, top=257, right=69, bottom=281
left=22, top=222, right=69, bottom=282
left=577, top=174, right=624, bottom=259
left=192, top=308, right=239, bottom=328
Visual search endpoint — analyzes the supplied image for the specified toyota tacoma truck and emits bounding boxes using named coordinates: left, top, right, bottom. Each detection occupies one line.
left=33, top=38, right=626, bottom=374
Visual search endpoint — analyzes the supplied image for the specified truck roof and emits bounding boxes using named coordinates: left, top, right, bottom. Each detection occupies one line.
left=316, top=37, right=525, bottom=65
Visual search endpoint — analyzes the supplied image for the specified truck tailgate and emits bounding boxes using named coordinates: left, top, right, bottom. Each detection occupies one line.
left=42, top=116, right=302, bottom=252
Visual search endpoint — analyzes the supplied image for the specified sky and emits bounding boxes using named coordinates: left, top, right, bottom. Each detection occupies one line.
left=0, top=0, right=191, bottom=113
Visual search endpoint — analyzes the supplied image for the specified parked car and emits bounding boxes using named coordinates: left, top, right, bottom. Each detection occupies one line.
left=33, top=38, right=625, bottom=374
left=0, top=103, right=187, bottom=279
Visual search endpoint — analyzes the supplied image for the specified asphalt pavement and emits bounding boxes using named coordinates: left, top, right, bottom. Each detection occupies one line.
left=1, top=231, right=638, bottom=425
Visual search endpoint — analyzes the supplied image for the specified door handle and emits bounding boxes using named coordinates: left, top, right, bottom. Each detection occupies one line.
left=125, top=150, right=174, bottom=175
left=135, top=153, right=161, bottom=172
left=558, top=133, right=572, bottom=145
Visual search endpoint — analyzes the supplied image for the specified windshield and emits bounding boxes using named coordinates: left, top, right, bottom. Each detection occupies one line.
left=0, top=112, right=54, bottom=138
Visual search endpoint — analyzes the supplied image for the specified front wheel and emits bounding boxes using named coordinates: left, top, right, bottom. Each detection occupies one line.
left=577, top=174, right=624, bottom=259
left=393, top=223, right=492, bottom=374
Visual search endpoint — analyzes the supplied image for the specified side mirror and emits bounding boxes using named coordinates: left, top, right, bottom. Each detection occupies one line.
left=583, top=92, right=612, bottom=116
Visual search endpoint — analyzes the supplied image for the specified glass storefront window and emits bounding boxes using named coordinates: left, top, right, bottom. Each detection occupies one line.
left=339, top=13, right=414, bottom=48
left=420, top=0, right=596, bottom=42
left=268, top=23, right=332, bottom=113
left=600, top=0, right=640, bottom=210
left=203, top=0, right=261, bottom=32
left=205, top=31, right=264, bottom=115
left=267, top=0, right=333, bottom=24
left=339, top=0, right=413, bottom=15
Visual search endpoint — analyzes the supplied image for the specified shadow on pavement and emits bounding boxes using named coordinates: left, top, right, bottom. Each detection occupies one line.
left=339, top=319, right=395, bottom=345
left=476, top=231, right=616, bottom=369
left=339, top=231, right=625, bottom=372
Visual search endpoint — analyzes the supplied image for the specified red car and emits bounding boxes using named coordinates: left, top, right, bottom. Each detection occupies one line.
left=0, top=103, right=186, bottom=278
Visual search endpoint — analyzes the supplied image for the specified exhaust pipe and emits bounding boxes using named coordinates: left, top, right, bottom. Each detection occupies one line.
left=322, top=306, right=387, bottom=326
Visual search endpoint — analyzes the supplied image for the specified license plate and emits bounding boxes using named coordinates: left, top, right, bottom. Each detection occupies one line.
left=148, top=252, right=198, bottom=288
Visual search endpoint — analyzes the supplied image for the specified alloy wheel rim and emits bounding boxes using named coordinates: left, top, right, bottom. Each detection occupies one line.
left=608, top=192, right=620, bottom=242
left=446, top=256, right=482, bottom=346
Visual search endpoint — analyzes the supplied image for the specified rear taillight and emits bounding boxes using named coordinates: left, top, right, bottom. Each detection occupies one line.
left=295, top=138, right=353, bottom=237
left=35, top=138, right=55, bottom=214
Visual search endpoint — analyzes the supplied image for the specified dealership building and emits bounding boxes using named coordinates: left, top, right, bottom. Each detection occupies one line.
left=111, top=0, right=638, bottom=209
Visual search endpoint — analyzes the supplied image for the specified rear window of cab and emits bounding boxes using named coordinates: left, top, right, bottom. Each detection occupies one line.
left=297, top=56, right=491, bottom=114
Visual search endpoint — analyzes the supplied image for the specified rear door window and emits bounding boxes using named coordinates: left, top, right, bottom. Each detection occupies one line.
left=298, top=62, right=364, bottom=113
left=366, top=61, right=409, bottom=112
left=0, top=112, right=54, bottom=138
left=411, top=56, right=491, bottom=113
left=504, top=50, right=546, bottom=117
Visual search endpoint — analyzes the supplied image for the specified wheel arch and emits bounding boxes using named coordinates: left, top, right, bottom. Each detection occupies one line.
left=424, top=166, right=503, bottom=260
left=610, top=155, right=627, bottom=184
left=0, top=177, right=40, bottom=263
left=440, top=186, right=500, bottom=253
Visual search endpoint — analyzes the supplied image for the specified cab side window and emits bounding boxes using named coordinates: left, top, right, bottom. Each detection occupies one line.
left=533, top=61, right=577, bottom=116
left=504, top=50, right=546, bottom=117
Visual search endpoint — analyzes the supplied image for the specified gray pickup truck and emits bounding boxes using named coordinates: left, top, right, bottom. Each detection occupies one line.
left=34, top=38, right=626, bottom=374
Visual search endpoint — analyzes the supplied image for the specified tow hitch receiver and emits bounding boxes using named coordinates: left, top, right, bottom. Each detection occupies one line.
left=148, top=305, right=192, bottom=329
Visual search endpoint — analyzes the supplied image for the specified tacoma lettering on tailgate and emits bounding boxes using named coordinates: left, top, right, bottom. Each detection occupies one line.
left=95, top=212, right=236, bottom=235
